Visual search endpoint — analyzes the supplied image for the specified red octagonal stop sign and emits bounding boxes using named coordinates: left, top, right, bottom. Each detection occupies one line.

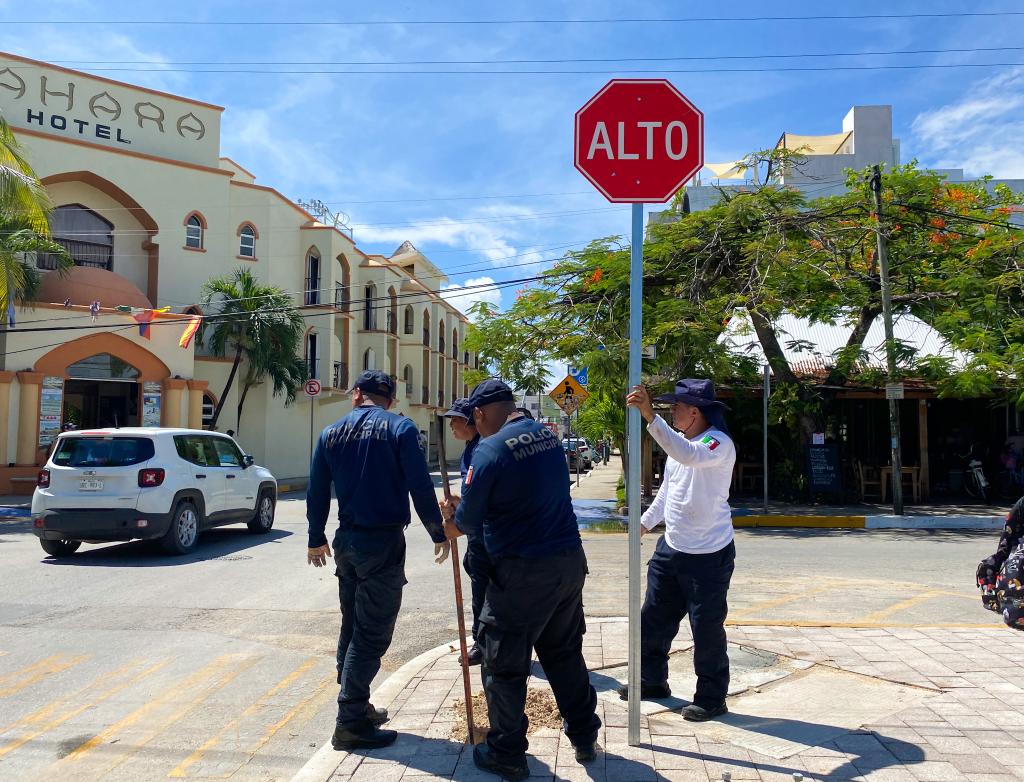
left=574, top=79, right=704, bottom=204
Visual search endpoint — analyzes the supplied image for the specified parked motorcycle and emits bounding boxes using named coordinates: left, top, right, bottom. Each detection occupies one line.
left=963, top=445, right=990, bottom=503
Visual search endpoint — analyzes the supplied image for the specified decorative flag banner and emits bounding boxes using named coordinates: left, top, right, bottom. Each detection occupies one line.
left=178, top=314, right=202, bottom=349
left=132, top=308, right=154, bottom=339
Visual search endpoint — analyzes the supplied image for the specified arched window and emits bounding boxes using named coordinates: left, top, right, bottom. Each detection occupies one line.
left=202, top=392, right=217, bottom=429
left=305, top=331, right=319, bottom=379
left=422, top=310, right=430, bottom=346
left=438, top=319, right=446, bottom=354
left=363, top=348, right=376, bottom=371
left=184, top=212, right=206, bottom=250
left=403, top=364, right=413, bottom=397
left=38, top=204, right=114, bottom=270
left=305, top=250, right=321, bottom=305
left=363, top=283, right=377, bottom=330
left=238, top=223, right=256, bottom=258
left=452, top=328, right=458, bottom=359
left=403, top=305, right=414, bottom=335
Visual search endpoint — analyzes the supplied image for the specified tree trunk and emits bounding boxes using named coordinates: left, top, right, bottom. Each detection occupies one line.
left=209, top=342, right=244, bottom=429
left=236, top=380, right=253, bottom=435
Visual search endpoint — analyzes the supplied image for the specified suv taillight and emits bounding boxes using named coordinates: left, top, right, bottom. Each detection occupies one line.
left=138, top=468, right=165, bottom=488
left=37, top=469, right=50, bottom=488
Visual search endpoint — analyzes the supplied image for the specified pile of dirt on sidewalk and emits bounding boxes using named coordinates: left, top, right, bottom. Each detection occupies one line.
left=448, top=689, right=562, bottom=744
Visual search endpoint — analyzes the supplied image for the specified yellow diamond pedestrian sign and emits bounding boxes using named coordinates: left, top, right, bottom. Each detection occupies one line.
left=549, top=374, right=589, bottom=415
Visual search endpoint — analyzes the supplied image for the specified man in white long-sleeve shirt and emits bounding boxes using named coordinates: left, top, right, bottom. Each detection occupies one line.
left=623, top=379, right=736, bottom=722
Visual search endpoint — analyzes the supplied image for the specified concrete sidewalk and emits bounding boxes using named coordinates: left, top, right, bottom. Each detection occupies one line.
left=293, top=619, right=1024, bottom=782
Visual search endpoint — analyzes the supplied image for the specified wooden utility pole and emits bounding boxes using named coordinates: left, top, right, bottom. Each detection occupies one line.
left=871, top=165, right=904, bottom=515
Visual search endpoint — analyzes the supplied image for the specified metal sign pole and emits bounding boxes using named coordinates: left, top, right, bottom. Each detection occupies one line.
left=763, top=365, right=770, bottom=514
left=627, top=202, right=643, bottom=746
left=309, top=397, right=315, bottom=466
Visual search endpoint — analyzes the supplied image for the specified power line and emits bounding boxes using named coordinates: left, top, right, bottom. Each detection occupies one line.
left=4, top=265, right=584, bottom=332
left=21, top=61, right=1024, bottom=76
left=7, top=11, right=1024, bottom=25
left=42, top=45, right=1024, bottom=67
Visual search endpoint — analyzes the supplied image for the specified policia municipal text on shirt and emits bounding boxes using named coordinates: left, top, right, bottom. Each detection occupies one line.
left=441, top=380, right=601, bottom=782
left=306, top=370, right=452, bottom=752
left=624, top=379, right=737, bottom=723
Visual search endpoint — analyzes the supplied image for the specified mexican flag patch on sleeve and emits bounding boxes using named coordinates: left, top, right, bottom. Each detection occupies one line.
left=700, top=435, right=721, bottom=451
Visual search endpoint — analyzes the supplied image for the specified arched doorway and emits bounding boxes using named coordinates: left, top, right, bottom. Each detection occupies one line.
left=63, top=354, right=142, bottom=429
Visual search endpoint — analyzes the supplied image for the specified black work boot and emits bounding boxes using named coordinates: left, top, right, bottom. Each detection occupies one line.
left=472, top=743, right=529, bottom=781
left=573, top=741, right=599, bottom=763
left=682, top=702, right=728, bottom=722
left=616, top=682, right=672, bottom=701
left=331, top=724, right=398, bottom=751
left=367, top=703, right=389, bottom=725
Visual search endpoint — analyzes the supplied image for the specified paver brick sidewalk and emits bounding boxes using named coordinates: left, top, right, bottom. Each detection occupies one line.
left=294, top=620, right=1024, bottom=782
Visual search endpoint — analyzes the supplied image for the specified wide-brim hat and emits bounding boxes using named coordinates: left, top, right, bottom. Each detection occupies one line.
left=653, top=378, right=728, bottom=409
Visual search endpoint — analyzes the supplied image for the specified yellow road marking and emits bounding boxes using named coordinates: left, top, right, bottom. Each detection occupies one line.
left=55, top=653, right=258, bottom=775
left=0, top=658, right=168, bottom=759
left=860, top=590, right=947, bottom=623
left=168, top=657, right=318, bottom=778
left=0, top=654, right=89, bottom=697
left=731, top=583, right=837, bottom=619
left=206, top=673, right=334, bottom=780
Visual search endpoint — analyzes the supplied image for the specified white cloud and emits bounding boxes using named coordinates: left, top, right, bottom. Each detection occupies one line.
left=441, top=276, right=503, bottom=318
left=0, top=27, right=187, bottom=95
left=355, top=204, right=553, bottom=268
left=911, top=68, right=1024, bottom=178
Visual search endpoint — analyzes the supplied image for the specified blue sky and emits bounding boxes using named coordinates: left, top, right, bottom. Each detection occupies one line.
left=3, top=0, right=1024, bottom=322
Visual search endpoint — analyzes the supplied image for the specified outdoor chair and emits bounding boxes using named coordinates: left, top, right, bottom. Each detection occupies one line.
left=856, top=460, right=883, bottom=501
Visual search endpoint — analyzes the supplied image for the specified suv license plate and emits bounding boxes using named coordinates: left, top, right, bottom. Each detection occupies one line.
left=79, top=479, right=103, bottom=492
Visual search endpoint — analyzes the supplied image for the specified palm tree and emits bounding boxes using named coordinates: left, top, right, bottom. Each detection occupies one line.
left=0, top=113, right=72, bottom=324
left=199, top=268, right=307, bottom=430
left=235, top=325, right=308, bottom=433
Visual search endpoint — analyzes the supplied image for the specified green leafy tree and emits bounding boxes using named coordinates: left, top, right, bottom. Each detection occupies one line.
left=467, top=155, right=1024, bottom=458
left=199, top=268, right=307, bottom=430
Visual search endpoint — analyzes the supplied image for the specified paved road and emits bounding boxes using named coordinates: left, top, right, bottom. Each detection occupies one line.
left=0, top=493, right=1004, bottom=780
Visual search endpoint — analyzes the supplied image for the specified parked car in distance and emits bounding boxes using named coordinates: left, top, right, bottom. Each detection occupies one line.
left=562, top=438, right=593, bottom=470
left=32, top=428, right=277, bottom=557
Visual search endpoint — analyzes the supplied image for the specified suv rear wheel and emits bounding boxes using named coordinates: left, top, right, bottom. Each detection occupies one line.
left=161, top=500, right=200, bottom=555
left=39, top=539, right=81, bottom=558
left=247, top=490, right=275, bottom=534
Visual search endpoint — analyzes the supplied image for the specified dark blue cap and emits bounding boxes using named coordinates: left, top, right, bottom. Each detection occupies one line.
left=653, top=378, right=727, bottom=409
left=443, top=398, right=475, bottom=421
left=467, top=379, right=515, bottom=408
left=352, top=370, right=395, bottom=399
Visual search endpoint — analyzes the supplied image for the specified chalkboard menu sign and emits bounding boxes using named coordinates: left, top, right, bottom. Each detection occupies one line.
left=806, top=444, right=842, bottom=494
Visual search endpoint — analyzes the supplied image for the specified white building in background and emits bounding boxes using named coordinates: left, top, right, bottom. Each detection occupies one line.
left=652, top=104, right=1024, bottom=222
left=0, top=52, right=476, bottom=493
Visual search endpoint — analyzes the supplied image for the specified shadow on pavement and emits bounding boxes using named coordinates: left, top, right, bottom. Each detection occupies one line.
left=37, top=527, right=291, bottom=568
left=736, top=527, right=998, bottom=543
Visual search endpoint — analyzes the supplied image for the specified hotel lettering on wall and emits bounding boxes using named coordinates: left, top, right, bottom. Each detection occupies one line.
left=0, top=66, right=207, bottom=148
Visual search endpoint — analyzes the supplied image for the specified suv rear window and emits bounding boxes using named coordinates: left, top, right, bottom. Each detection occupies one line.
left=53, top=437, right=156, bottom=467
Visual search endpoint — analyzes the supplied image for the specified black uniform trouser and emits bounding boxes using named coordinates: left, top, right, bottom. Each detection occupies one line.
left=479, top=546, right=601, bottom=761
left=334, top=526, right=407, bottom=730
left=641, top=537, right=735, bottom=709
left=463, top=533, right=490, bottom=641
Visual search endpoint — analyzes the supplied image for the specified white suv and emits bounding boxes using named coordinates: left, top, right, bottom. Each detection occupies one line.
left=32, top=428, right=277, bottom=557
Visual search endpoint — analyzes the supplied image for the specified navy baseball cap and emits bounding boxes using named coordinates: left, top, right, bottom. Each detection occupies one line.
left=443, top=398, right=475, bottom=421
left=653, top=378, right=728, bottom=409
left=352, top=370, right=395, bottom=399
left=467, top=379, right=515, bottom=408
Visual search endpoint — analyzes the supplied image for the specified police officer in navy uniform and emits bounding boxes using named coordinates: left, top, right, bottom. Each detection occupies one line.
left=307, top=370, right=451, bottom=751
left=443, top=398, right=487, bottom=665
left=441, top=380, right=601, bottom=781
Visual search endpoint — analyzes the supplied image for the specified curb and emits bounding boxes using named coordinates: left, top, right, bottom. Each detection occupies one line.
left=290, top=640, right=458, bottom=782
left=730, top=514, right=1004, bottom=530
